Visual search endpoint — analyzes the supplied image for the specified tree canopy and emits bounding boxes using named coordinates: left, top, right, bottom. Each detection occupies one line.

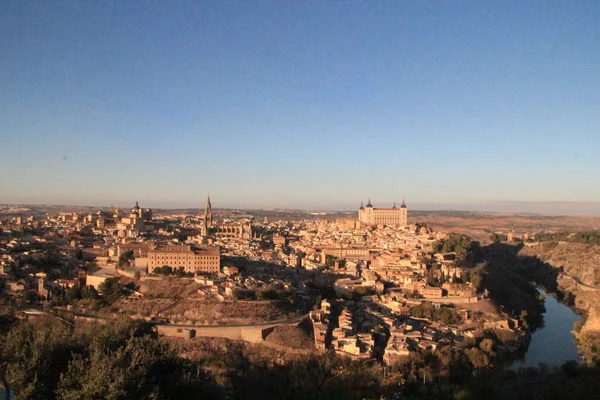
left=99, top=277, right=123, bottom=304
left=0, top=318, right=213, bottom=400
left=118, top=250, right=134, bottom=267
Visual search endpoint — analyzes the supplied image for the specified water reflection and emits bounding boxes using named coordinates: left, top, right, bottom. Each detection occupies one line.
left=512, top=289, right=581, bottom=369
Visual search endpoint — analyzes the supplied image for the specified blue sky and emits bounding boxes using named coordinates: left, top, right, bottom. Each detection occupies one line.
left=1, top=1, right=599, bottom=212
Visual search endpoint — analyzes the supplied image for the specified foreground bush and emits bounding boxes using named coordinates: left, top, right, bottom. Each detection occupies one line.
left=0, top=317, right=214, bottom=400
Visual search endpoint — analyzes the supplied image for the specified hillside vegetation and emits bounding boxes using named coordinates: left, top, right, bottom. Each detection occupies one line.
left=3, top=317, right=600, bottom=399
left=520, top=242, right=600, bottom=287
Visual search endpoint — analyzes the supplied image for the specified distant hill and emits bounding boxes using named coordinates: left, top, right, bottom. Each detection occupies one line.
left=0, top=204, right=353, bottom=221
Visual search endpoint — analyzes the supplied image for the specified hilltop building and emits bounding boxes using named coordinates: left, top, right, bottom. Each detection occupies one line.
left=200, top=196, right=255, bottom=239
left=115, top=201, right=153, bottom=237
left=147, top=244, right=220, bottom=274
left=358, top=199, right=408, bottom=227
left=96, top=201, right=153, bottom=236
left=132, top=201, right=153, bottom=221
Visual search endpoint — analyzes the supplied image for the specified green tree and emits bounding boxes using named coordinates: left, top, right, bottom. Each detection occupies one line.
left=346, top=286, right=375, bottom=300
left=57, top=335, right=173, bottom=400
left=81, top=285, right=99, bottom=300
left=19, top=290, right=39, bottom=307
left=82, top=261, right=97, bottom=272
left=490, top=328, right=516, bottom=345
left=479, top=338, right=494, bottom=355
left=99, top=278, right=123, bottom=304
left=466, top=347, right=490, bottom=370
left=455, top=246, right=468, bottom=261
left=232, top=288, right=254, bottom=300
left=227, top=350, right=382, bottom=400
left=490, top=233, right=508, bottom=243
left=427, top=265, right=440, bottom=286
left=411, top=304, right=425, bottom=318
left=118, top=250, right=134, bottom=267
left=64, top=287, right=81, bottom=304
left=469, top=270, right=483, bottom=291
left=1, top=320, right=75, bottom=399
left=437, top=347, right=472, bottom=383
left=1, top=318, right=215, bottom=400
left=155, top=266, right=173, bottom=275
left=437, top=307, right=457, bottom=325
left=256, top=287, right=280, bottom=300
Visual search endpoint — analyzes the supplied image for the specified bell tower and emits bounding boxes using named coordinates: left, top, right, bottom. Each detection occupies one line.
left=204, top=196, right=213, bottom=228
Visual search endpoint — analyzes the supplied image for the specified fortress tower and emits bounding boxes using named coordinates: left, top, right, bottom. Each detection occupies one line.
left=358, top=198, right=408, bottom=227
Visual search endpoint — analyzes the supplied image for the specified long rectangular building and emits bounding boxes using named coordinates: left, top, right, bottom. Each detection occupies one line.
left=358, top=199, right=408, bottom=227
left=147, top=245, right=220, bottom=274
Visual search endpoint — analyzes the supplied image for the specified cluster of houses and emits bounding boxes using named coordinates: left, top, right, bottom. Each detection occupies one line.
left=1, top=204, right=532, bottom=366
left=309, top=300, right=331, bottom=350
left=307, top=288, right=523, bottom=364
left=0, top=205, right=303, bottom=304
left=330, top=302, right=375, bottom=359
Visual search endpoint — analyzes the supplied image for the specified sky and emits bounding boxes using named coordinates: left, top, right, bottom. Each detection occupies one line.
left=1, top=1, right=599, bottom=213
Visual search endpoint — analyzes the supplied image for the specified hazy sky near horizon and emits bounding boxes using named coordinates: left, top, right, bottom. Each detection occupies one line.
left=2, top=2, right=599, bottom=212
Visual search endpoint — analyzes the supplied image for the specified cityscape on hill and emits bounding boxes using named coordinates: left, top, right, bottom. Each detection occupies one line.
left=2, top=196, right=600, bottom=398
left=2, top=2, right=600, bottom=399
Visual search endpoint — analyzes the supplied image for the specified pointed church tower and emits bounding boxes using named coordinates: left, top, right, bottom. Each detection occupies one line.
left=133, top=200, right=142, bottom=218
left=204, top=196, right=213, bottom=228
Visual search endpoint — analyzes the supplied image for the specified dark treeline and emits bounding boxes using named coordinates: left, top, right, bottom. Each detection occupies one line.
left=2, top=317, right=600, bottom=399
left=535, top=231, right=600, bottom=246
left=431, top=235, right=480, bottom=267
left=433, top=235, right=556, bottom=331
left=0, top=317, right=214, bottom=399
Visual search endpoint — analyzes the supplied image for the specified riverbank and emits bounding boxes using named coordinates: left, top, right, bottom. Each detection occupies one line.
left=510, top=289, right=581, bottom=369
left=529, top=277, right=599, bottom=366
left=517, top=242, right=600, bottom=364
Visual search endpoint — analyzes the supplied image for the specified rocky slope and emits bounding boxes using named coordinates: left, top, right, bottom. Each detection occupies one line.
left=519, top=242, right=600, bottom=332
left=519, top=242, right=600, bottom=286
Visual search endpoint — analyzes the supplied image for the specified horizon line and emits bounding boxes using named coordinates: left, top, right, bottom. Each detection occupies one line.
left=2, top=201, right=600, bottom=218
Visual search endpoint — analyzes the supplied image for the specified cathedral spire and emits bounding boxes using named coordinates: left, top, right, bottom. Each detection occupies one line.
left=204, top=196, right=213, bottom=228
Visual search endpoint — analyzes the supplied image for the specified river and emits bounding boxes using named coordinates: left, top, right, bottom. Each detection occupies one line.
left=511, top=289, right=581, bottom=369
